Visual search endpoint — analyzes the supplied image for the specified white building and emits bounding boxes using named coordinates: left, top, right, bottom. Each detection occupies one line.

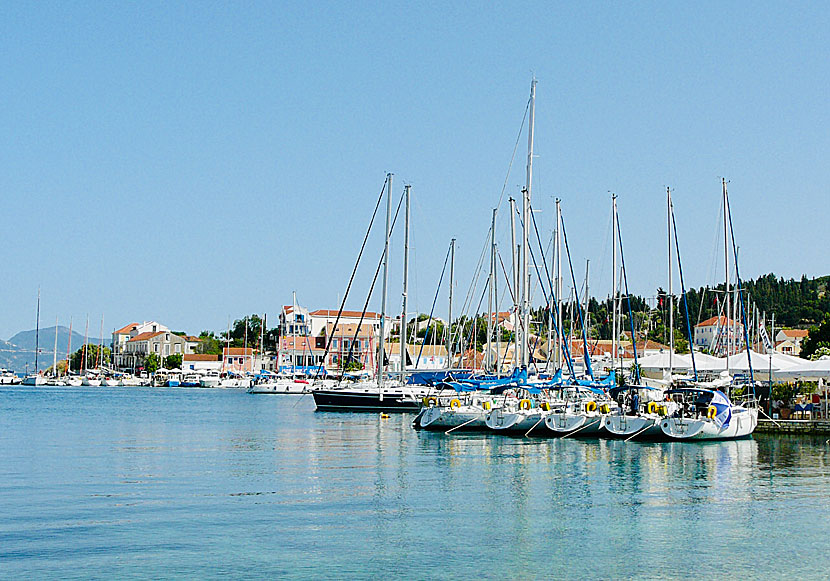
left=693, top=316, right=744, bottom=354
left=775, top=329, right=808, bottom=356
left=182, top=354, right=222, bottom=372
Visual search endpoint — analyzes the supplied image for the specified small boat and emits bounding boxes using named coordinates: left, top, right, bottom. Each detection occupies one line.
left=1, top=369, right=21, bottom=385
left=180, top=373, right=202, bottom=387
left=417, top=393, right=492, bottom=431
left=22, top=374, right=47, bottom=386
left=200, top=370, right=221, bottom=388
left=543, top=387, right=614, bottom=436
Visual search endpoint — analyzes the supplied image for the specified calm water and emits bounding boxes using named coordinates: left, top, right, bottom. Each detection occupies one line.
left=1, top=386, right=829, bottom=580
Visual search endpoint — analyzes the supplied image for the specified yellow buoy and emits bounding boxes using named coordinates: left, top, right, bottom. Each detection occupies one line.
left=380, top=413, right=390, bottom=419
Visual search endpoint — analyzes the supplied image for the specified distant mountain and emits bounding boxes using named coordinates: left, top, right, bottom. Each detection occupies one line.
left=1, top=326, right=105, bottom=373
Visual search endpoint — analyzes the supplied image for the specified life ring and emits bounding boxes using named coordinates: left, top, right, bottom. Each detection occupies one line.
left=647, top=401, right=658, bottom=415
left=599, top=403, right=610, bottom=414
left=424, top=396, right=438, bottom=407
left=707, top=405, right=717, bottom=420
left=586, top=401, right=597, bottom=413
left=541, top=402, right=551, bottom=411
left=450, top=398, right=461, bottom=409
left=519, top=399, right=532, bottom=410
left=482, top=400, right=492, bottom=410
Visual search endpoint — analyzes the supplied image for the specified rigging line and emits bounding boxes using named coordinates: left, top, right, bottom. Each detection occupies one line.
left=615, top=211, right=640, bottom=384
left=726, top=193, right=756, bottom=388
left=415, top=243, right=452, bottom=369
left=670, top=198, right=698, bottom=381
left=342, top=188, right=407, bottom=378
left=309, top=177, right=388, bottom=385
left=561, top=218, right=594, bottom=379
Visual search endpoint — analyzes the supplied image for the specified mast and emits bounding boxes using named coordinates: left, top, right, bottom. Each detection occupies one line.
left=377, top=172, right=392, bottom=396
left=584, top=260, right=590, bottom=343
left=52, top=316, right=58, bottom=377
left=611, top=194, right=618, bottom=370
left=97, top=315, right=104, bottom=370
left=292, top=291, right=297, bottom=373
left=34, top=288, right=41, bottom=374
left=66, top=318, right=73, bottom=376
left=487, top=208, right=496, bottom=371
left=521, top=77, right=536, bottom=369
left=555, top=199, right=562, bottom=372
left=723, top=178, right=731, bottom=371
left=447, top=238, right=455, bottom=369
left=82, top=315, right=89, bottom=374
left=509, top=197, right=518, bottom=369
left=667, top=187, right=674, bottom=381
left=401, top=185, right=410, bottom=384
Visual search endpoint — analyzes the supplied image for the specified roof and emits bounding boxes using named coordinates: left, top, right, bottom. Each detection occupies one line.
left=128, top=331, right=165, bottom=342
left=224, top=347, right=253, bottom=356
left=280, top=336, right=324, bottom=351
left=183, top=354, right=219, bottom=361
left=781, top=329, right=809, bottom=338
left=384, top=342, right=448, bottom=357
left=310, top=309, right=381, bottom=319
left=326, top=322, right=375, bottom=337
left=696, top=316, right=742, bottom=328
left=184, top=335, right=202, bottom=342
left=115, top=322, right=139, bottom=335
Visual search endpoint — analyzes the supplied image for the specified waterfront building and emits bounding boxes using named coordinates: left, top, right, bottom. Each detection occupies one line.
left=308, top=309, right=391, bottom=342
left=222, top=347, right=254, bottom=374
left=384, top=342, right=449, bottom=372
left=775, top=329, right=808, bottom=356
left=123, top=330, right=187, bottom=366
left=693, top=316, right=745, bottom=353
left=182, top=354, right=221, bottom=372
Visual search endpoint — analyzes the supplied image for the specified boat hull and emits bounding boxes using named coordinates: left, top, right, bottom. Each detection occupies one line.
left=419, top=406, right=487, bottom=431
left=604, top=415, right=664, bottom=439
left=660, top=407, right=758, bottom=440
left=312, top=389, right=422, bottom=412
left=485, top=408, right=547, bottom=433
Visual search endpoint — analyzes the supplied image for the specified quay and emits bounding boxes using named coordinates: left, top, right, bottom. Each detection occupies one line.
left=756, top=418, right=830, bottom=435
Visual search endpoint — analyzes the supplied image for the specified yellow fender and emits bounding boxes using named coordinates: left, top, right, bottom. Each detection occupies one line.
left=647, top=401, right=658, bottom=415
left=425, top=396, right=438, bottom=407
left=519, top=399, right=532, bottom=410
left=450, top=398, right=461, bottom=409
left=541, top=402, right=551, bottom=411
left=585, top=401, right=597, bottom=413
left=707, top=405, right=718, bottom=420
left=657, top=405, right=667, bottom=417
left=482, top=400, right=492, bottom=410
left=599, top=403, right=610, bottom=414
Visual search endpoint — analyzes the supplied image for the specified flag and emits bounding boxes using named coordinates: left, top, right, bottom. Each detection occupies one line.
left=759, top=321, right=773, bottom=353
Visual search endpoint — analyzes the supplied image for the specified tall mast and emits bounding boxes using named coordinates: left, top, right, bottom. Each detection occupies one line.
left=401, top=185, right=410, bottom=384
left=723, top=178, right=730, bottom=370
left=521, top=77, right=537, bottom=369
left=53, top=316, right=58, bottom=377
left=611, top=194, right=618, bottom=369
left=509, top=197, right=518, bottom=368
left=447, top=238, right=455, bottom=369
left=584, top=260, right=590, bottom=342
left=98, top=315, right=104, bottom=370
left=292, top=291, right=297, bottom=373
left=377, top=172, right=392, bottom=395
left=487, top=208, right=496, bottom=371
left=82, top=315, right=88, bottom=374
left=555, top=199, right=562, bottom=372
left=66, top=318, right=73, bottom=376
left=34, top=288, right=41, bottom=374
left=667, top=187, right=674, bottom=381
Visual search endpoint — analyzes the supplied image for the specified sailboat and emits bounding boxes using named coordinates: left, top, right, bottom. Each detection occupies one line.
left=22, top=289, right=47, bottom=386
left=660, top=180, right=758, bottom=440
left=313, top=178, right=439, bottom=412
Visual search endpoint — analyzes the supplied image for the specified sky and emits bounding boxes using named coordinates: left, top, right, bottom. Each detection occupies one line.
left=2, top=1, right=828, bottom=340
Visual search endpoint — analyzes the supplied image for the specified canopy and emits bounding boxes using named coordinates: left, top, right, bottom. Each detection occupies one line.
left=726, top=350, right=780, bottom=372
left=688, top=352, right=726, bottom=371
left=636, top=352, right=692, bottom=370
left=773, top=358, right=830, bottom=380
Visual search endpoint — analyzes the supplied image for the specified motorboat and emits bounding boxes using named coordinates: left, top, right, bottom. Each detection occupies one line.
left=199, top=370, right=221, bottom=388
left=0, top=368, right=21, bottom=385
left=180, top=373, right=202, bottom=387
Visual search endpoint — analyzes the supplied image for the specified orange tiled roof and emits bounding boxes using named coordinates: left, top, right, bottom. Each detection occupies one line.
left=781, top=329, right=808, bottom=338
left=115, top=322, right=139, bottom=335
left=223, top=347, right=253, bottom=356
left=310, top=309, right=381, bottom=319
left=128, top=331, right=164, bottom=342
left=183, top=354, right=219, bottom=361
left=696, top=316, right=741, bottom=328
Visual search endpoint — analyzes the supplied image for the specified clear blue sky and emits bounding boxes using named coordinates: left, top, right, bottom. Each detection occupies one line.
left=2, top=2, right=828, bottom=339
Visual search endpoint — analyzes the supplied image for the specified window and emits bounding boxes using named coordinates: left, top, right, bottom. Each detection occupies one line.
left=154, top=343, right=159, bottom=353
left=174, top=344, right=181, bottom=353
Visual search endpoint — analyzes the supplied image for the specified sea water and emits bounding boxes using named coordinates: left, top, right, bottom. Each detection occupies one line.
left=1, top=386, right=828, bottom=579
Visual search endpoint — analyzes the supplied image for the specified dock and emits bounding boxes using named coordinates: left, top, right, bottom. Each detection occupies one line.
left=756, top=419, right=830, bottom=435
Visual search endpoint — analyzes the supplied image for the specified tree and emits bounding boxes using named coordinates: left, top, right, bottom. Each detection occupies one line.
left=69, top=344, right=112, bottom=372
left=197, top=331, right=223, bottom=355
left=164, top=354, right=182, bottom=369
left=145, top=353, right=160, bottom=373
left=801, top=315, right=830, bottom=360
